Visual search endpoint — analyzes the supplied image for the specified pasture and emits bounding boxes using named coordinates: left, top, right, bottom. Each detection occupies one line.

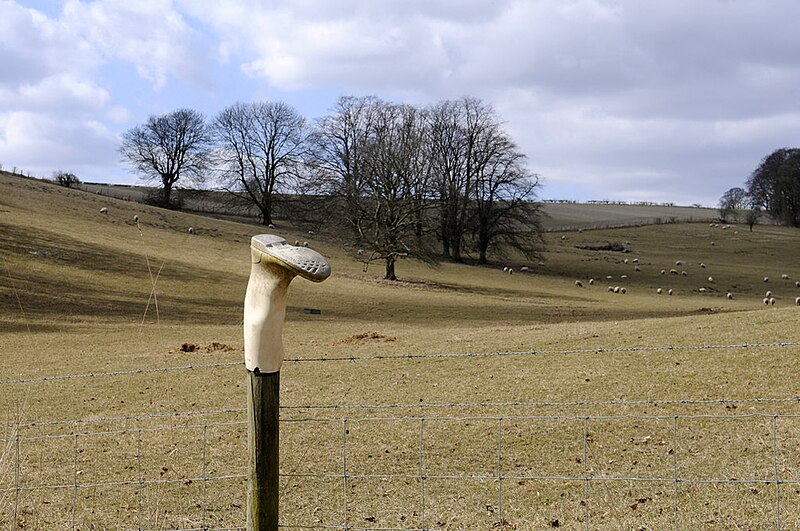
left=2, top=172, right=800, bottom=529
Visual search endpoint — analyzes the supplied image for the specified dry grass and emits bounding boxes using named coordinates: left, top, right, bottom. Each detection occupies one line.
left=1, top=172, right=800, bottom=528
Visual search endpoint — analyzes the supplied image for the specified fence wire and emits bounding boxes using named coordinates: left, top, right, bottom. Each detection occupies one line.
left=1, top=340, right=798, bottom=386
left=2, top=340, right=800, bottom=529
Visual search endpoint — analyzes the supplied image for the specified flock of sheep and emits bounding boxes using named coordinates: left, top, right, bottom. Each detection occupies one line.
left=506, top=223, right=800, bottom=307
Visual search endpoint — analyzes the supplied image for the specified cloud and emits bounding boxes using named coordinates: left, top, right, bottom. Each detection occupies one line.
left=62, top=0, right=208, bottom=91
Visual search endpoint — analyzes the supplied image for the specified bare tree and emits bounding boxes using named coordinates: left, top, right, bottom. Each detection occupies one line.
left=120, top=108, right=210, bottom=208
left=310, top=97, right=433, bottom=279
left=53, top=170, right=80, bottom=188
left=746, top=148, right=800, bottom=226
left=472, top=132, right=544, bottom=264
left=212, top=101, right=307, bottom=225
left=718, top=186, right=748, bottom=222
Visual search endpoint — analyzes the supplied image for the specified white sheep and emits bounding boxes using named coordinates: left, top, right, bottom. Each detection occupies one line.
left=668, top=289, right=673, bottom=296
left=707, top=276, right=714, bottom=283
left=613, top=286, right=620, bottom=293
left=268, top=223, right=276, bottom=229
left=634, top=266, right=641, bottom=272
left=660, top=269, right=666, bottom=275
left=520, top=266, right=529, bottom=272
left=575, top=280, right=584, bottom=288
left=620, top=274, right=628, bottom=279
left=766, top=290, right=772, bottom=298
left=608, top=286, right=614, bottom=292
left=782, top=274, right=790, bottom=280
left=676, top=260, right=683, bottom=266
left=295, top=240, right=301, bottom=246
left=632, top=258, right=639, bottom=263
left=710, top=242, right=715, bottom=246
left=508, top=268, right=513, bottom=275
left=764, top=276, right=769, bottom=282
left=795, top=297, right=800, bottom=306
left=588, top=278, right=594, bottom=285
left=699, top=287, right=707, bottom=293
left=606, top=275, right=613, bottom=280
left=623, top=258, right=629, bottom=264
left=700, top=263, right=706, bottom=268
left=99, top=207, right=108, bottom=214
left=657, top=288, right=663, bottom=294
left=670, top=269, right=678, bottom=275
left=133, top=215, right=139, bottom=223
left=796, top=281, right=800, bottom=288
left=770, top=297, right=776, bottom=305
left=727, top=292, right=733, bottom=300
left=561, top=235, right=566, bottom=240
left=187, top=227, right=194, bottom=234
left=763, top=298, right=770, bottom=305
left=681, top=271, right=688, bottom=276
left=620, top=287, right=627, bottom=294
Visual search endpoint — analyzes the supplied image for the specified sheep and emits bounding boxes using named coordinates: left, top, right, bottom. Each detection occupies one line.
left=99, top=207, right=108, bottom=214
left=710, top=242, right=715, bottom=246
left=770, top=297, right=776, bottom=305
left=660, top=269, right=666, bottom=275
left=796, top=281, right=800, bottom=288
left=727, top=292, right=733, bottom=300
left=764, top=276, right=769, bottom=283
left=575, top=280, right=584, bottom=288
left=669, top=269, right=678, bottom=275
left=268, top=223, right=276, bottom=229
left=620, top=274, right=628, bottom=279
left=766, top=290, right=772, bottom=298
left=623, top=258, right=629, bottom=264
left=707, top=276, right=714, bottom=283
left=308, top=230, right=315, bottom=236
left=187, top=227, right=194, bottom=234
left=520, top=266, right=529, bottom=272
left=613, top=286, right=620, bottom=293
left=608, top=286, right=614, bottom=292
left=698, top=287, right=707, bottom=293
left=620, top=287, right=627, bottom=294
left=700, top=263, right=706, bottom=268
left=676, top=260, right=683, bottom=266
left=133, top=215, right=139, bottom=223
left=668, top=289, right=673, bottom=296
left=588, top=278, right=594, bottom=285
left=763, top=298, right=770, bottom=305
left=632, top=258, right=639, bottom=263
left=508, top=268, right=513, bottom=275
left=657, top=288, right=663, bottom=294
left=796, top=297, right=800, bottom=306
left=561, top=235, right=566, bottom=240
left=681, top=271, right=688, bottom=276
left=356, top=249, right=364, bottom=255
left=634, top=266, right=641, bottom=272
left=303, top=241, right=309, bottom=247
left=503, top=266, right=508, bottom=272
left=782, top=274, right=790, bottom=280
left=295, top=240, right=301, bottom=246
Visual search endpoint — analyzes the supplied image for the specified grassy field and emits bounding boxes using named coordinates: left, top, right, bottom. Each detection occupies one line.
left=2, top=172, right=800, bottom=529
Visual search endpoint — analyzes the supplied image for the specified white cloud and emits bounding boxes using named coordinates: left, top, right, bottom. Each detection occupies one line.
left=62, top=0, right=206, bottom=90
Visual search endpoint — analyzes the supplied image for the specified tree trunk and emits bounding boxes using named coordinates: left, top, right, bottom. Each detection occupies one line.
left=161, top=181, right=172, bottom=207
left=385, top=256, right=397, bottom=280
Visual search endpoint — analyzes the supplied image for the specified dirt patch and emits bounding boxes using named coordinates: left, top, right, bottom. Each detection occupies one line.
left=176, top=341, right=238, bottom=353
left=338, top=331, right=397, bottom=344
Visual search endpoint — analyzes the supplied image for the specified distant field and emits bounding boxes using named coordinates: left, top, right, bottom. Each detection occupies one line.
left=79, top=179, right=723, bottom=230
left=2, top=171, right=799, bottom=529
left=539, top=202, right=719, bottom=230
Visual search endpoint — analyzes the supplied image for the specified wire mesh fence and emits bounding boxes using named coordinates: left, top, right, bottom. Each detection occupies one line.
left=2, top=341, right=800, bottom=529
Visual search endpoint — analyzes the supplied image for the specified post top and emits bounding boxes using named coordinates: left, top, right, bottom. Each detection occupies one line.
left=250, top=234, right=331, bottom=282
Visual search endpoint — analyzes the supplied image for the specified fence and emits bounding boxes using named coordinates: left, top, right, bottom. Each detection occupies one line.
left=2, top=342, right=800, bottom=529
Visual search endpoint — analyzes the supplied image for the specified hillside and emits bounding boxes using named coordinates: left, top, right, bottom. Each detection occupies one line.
left=2, top=171, right=800, bottom=528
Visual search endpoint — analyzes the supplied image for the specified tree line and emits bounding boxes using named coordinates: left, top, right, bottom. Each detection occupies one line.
left=119, top=96, right=544, bottom=279
left=721, top=147, right=800, bottom=229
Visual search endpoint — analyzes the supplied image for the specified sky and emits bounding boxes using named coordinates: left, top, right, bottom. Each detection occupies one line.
left=2, top=0, right=800, bottom=206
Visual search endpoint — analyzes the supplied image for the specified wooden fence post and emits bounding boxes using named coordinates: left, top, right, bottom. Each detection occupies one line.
left=247, top=370, right=280, bottom=530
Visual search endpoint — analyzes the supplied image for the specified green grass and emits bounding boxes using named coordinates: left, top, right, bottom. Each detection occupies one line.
left=2, top=172, right=800, bottom=528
